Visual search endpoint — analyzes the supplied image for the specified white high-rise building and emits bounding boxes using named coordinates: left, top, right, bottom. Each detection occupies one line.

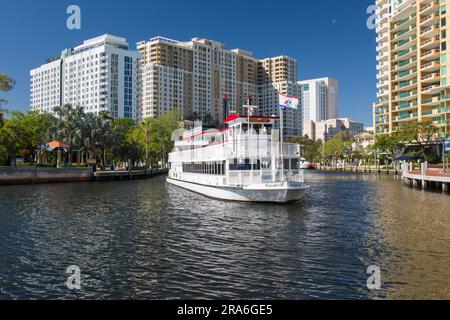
left=30, top=34, right=142, bottom=119
left=30, top=59, right=62, bottom=113
left=297, top=77, right=339, bottom=138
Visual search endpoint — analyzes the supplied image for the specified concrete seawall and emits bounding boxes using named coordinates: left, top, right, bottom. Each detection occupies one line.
left=0, top=167, right=169, bottom=186
left=0, top=167, right=93, bottom=185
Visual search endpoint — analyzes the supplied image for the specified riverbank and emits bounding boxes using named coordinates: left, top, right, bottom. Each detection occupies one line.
left=0, top=166, right=168, bottom=186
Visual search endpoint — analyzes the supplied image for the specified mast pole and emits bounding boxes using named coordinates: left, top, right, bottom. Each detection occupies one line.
left=280, top=105, right=284, bottom=181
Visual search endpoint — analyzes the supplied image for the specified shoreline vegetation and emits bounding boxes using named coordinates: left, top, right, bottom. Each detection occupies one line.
left=0, top=103, right=182, bottom=170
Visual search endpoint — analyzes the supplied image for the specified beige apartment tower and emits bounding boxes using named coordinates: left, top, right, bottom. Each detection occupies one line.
left=138, top=37, right=301, bottom=136
left=137, top=37, right=259, bottom=122
left=374, top=0, right=450, bottom=138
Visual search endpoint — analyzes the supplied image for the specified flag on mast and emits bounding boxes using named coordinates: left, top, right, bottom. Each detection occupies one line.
left=279, top=93, right=299, bottom=110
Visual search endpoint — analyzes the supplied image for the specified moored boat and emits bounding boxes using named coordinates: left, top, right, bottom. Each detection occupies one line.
left=167, top=112, right=309, bottom=203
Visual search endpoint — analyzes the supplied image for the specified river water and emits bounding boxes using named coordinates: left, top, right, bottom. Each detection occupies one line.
left=0, top=171, right=449, bottom=299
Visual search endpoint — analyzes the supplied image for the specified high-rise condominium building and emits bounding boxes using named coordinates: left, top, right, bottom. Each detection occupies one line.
left=298, top=77, right=339, bottom=138
left=137, top=37, right=259, bottom=121
left=298, top=77, right=339, bottom=122
left=258, top=56, right=302, bottom=137
left=373, top=0, right=450, bottom=137
left=30, top=59, right=62, bottom=114
left=137, top=37, right=301, bottom=137
left=30, top=34, right=142, bottom=119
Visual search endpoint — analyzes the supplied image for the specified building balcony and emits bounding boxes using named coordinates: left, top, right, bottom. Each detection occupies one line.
left=393, top=113, right=418, bottom=122
left=377, top=71, right=389, bottom=81
left=376, top=2, right=389, bottom=16
left=377, top=80, right=389, bottom=89
left=393, top=91, right=418, bottom=102
left=376, top=22, right=388, bottom=34
left=392, top=101, right=418, bottom=111
left=392, top=25, right=416, bottom=42
left=376, top=117, right=390, bottom=125
left=422, top=84, right=442, bottom=94
left=420, top=24, right=440, bottom=39
left=392, top=14, right=416, bottom=33
left=436, top=119, right=450, bottom=126
left=421, top=72, right=440, bottom=84
left=392, top=46, right=417, bottom=62
left=394, top=80, right=418, bottom=92
left=421, top=60, right=440, bottom=72
left=420, top=48, right=440, bottom=61
left=375, top=107, right=390, bottom=115
left=392, top=36, right=417, bottom=53
left=377, top=42, right=389, bottom=53
left=422, top=96, right=441, bottom=106
left=377, top=52, right=389, bottom=62
left=375, top=98, right=389, bottom=106
left=376, top=32, right=388, bottom=44
left=420, top=36, right=440, bottom=50
left=377, top=90, right=389, bottom=98
left=393, top=58, right=417, bottom=72
left=377, top=61, right=389, bottom=71
left=393, top=69, right=417, bottom=81
left=420, top=1, right=439, bottom=16
left=421, top=108, right=437, bottom=117
left=420, top=13, right=439, bottom=28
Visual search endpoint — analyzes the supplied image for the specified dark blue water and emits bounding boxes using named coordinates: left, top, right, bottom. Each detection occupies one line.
left=1, top=171, right=449, bottom=299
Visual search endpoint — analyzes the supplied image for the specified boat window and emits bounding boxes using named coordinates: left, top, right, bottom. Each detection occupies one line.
left=182, top=162, right=225, bottom=175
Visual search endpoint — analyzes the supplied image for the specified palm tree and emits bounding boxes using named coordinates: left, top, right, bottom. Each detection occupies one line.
left=0, top=107, right=8, bottom=128
left=51, top=104, right=86, bottom=166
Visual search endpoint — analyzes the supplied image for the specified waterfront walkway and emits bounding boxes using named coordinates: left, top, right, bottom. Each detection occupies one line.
left=402, top=169, right=450, bottom=192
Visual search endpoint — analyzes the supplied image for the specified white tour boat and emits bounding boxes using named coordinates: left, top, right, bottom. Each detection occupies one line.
left=167, top=113, right=309, bottom=203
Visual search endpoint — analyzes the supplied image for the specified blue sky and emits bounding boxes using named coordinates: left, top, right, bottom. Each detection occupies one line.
left=0, top=0, right=376, bottom=126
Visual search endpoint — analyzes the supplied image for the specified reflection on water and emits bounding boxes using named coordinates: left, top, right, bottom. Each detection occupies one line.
left=0, top=172, right=449, bottom=299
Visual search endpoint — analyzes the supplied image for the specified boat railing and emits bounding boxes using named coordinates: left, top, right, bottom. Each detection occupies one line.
left=169, top=141, right=300, bottom=163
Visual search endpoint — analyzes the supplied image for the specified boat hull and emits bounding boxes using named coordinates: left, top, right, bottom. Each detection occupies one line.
left=166, top=177, right=308, bottom=203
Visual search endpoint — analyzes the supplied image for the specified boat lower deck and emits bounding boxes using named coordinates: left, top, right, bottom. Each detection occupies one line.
left=166, top=177, right=308, bottom=203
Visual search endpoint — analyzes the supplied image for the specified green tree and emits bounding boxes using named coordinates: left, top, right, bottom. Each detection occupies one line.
left=374, top=133, right=405, bottom=159
left=323, top=131, right=352, bottom=161
left=129, top=110, right=182, bottom=169
left=0, top=74, right=16, bottom=127
left=398, top=120, right=437, bottom=162
left=287, top=135, right=322, bottom=162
